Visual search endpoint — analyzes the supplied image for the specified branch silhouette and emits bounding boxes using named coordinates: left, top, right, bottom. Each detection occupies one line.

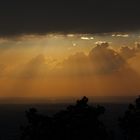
left=20, top=96, right=110, bottom=140
left=119, top=96, right=140, bottom=140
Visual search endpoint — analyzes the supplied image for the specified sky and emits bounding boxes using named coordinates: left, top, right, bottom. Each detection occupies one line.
left=0, top=1, right=140, bottom=99
left=0, top=33, right=140, bottom=98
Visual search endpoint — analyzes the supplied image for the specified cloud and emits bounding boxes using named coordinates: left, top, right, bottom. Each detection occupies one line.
left=112, top=34, right=129, bottom=37
left=89, top=42, right=125, bottom=74
left=54, top=42, right=140, bottom=96
left=0, top=64, right=7, bottom=77
left=18, top=54, right=48, bottom=79
left=0, top=40, right=139, bottom=79
left=0, top=40, right=140, bottom=97
left=61, top=52, right=90, bottom=75
left=120, top=46, right=136, bottom=59
left=95, top=41, right=107, bottom=45
left=61, top=42, right=128, bottom=75
left=80, top=37, right=94, bottom=40
left=0, top=1, right=140, bottom=36
left=58, top=40, right=140, bottom=77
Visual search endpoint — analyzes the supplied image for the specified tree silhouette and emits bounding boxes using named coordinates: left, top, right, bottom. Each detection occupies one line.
left=119, top=96, right=140, bottom=140
left=20, top=96, right=110, bottom=140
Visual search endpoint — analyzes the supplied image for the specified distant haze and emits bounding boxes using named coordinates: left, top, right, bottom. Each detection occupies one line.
left=0, top=33, right=140, bottom=100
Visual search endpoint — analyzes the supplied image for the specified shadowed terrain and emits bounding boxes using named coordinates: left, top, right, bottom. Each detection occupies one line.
left=20, top=97, right=110, bottom=140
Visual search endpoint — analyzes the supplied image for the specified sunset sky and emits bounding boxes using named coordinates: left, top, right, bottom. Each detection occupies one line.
left=0, top=33, right=140, bottom=98
left=0, top=0, right=140, bottom=99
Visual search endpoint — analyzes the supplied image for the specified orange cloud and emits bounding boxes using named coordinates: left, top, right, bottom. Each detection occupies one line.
left=0, top=35, right=140, bottom=98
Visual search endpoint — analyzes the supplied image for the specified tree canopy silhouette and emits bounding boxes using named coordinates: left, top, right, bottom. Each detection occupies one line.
left=20, top=96, right=110, bottom=140
left=119, top=96, right=140, bottom=140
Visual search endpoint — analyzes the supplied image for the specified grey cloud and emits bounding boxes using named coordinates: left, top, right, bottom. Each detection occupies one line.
left=61, top=42, right=138, bottom=75
left=89, top=42, right=125, bottom=74
left=0, top=1, right=140, bottom=36
left=120, top=46, right=136, bottom=59
left=62, top=52, right=90, bottom=75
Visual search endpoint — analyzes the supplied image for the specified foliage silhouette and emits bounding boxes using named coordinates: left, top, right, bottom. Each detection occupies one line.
left=20, top=96, right=110, bottom=140
left=119, top=96, right=140, bottom=140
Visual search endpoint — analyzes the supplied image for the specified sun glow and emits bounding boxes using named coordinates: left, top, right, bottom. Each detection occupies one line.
left=0, top=33, right=140, bottom=98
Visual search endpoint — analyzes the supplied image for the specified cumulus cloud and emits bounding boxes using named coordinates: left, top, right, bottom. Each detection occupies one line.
left=61, top=42, right=128, bottom=75
left=59, top=41, right=140, bottom=77
left=135, top=42, right=140, bottom=50
left=89, top=42, right=125, bottom=74
left=0, top=41, right=139, bottom=79
left=1, top=34, right=140, bottom=98
left=120, top=46, right=136, bottom=59
left=61, top=52, right=90, bottom=76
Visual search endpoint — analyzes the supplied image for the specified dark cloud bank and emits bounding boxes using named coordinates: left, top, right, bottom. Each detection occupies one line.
left=0, top=0, right=140, bottom=36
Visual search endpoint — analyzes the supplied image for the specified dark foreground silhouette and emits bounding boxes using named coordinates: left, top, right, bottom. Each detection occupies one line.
left=119, top=96, right=140, bottom=140
left=20, top=96, right=140, bottom=140
left=20, top=96, right=111, bottom=140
